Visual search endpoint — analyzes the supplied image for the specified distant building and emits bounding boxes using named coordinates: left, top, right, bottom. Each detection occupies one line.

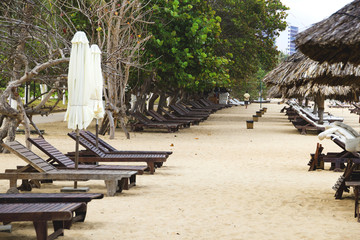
left=287, top=25, right=298, bottom=55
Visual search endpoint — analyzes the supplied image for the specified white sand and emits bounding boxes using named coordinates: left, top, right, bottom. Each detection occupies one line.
left=1, top=102, right=360, bottom=239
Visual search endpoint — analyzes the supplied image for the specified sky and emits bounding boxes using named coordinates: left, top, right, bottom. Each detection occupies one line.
left=276, top=0, right=354, bottom=53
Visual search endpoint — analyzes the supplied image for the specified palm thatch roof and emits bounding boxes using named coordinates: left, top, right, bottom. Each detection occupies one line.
left=266, top=85, right=283, bottom=98
left=295, top=0, right=360, bottom=64
left=286, top=83, right=357, bottom=101
left=263, top=51, right=360, bottom=86
left=267, top=81, right=357, bottom=101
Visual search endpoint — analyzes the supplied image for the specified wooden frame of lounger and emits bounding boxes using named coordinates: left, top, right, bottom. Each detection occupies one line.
left=28, top=137, right=147, bottom=176
left=169, top=105, right=208, bottom=120
left=157, top=107, right=202, bottom=124
left=188, top=101, right=217, bottom=112
left=0, top=193, right=99, bottom=221
left=174, top=103, right=211, bottom=116
left=130, top=112, right=180, bottom=132
left=67, top=132, right=169, bottom=174
left=78, top=130, right=173, bottom=156
left=0, top=193, right=103, bottom=225
left=0, top=141, right=137, bottom=196
left=0, top=202, right=86, bottom=240
left=292, top=112, right=328, bottom=134
left=146, top=110, right=191, bottom=127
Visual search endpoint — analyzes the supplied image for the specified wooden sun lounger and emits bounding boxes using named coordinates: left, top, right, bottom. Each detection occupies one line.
left=67, top=132, right=169, bottom=174
left=157, top=107, right=202, bottom=124
left=189, top=101, right=217, bottom=112
left=146, top=110, right=191, bottom=127
left=130, top=112, right=180, bottom=132
left=197, top=99, right=224, bottom=110
left=308, top=140, right=352, bottom=172
left=28, top=137, right=147, bottom=175
left=79, top=130, right=173, bottom=156
left=312, top=122, right=360, bottom=171
left=169, top=104, right=208, bottom=120
left=174, top=103, right=211, bottom=116
left=0, top=193, right=102, bottom=225
left=0, top=202, right=86, bottom=240
left=0, top=192, right=103, bottom=203
left=200, top=98, right=230, bottom=108
left=291, top=112, right=328, bottom=134
left=0, top=141, right=137, bottom=196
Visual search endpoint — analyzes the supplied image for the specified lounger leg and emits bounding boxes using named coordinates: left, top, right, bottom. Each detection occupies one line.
left=33, top=220, right=51, bottom=240
left=119, top=179, right=127, bottom=191
left=147, top=162, right=155, bottom=174
left=301, top=127, right=307, bottom=135
left=71, top=204, right=88, bottom=224
left=334, top=161, right=342, bottom=172
left=129, top=174, right=136, bottom=187
left=355, top=186, right=359, bottom=221
left=104, top=180, right=117, bottom=196
left=9, top=178, right=17, bottom=188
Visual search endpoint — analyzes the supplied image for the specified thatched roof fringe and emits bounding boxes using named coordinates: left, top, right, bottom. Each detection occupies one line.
left=295, top=0, right=360, bottom=64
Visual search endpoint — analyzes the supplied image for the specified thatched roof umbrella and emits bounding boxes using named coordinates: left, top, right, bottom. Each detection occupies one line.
left=263, top=51, right=360, bottom=87
left=295, top=0, right=360, bottom=64
left=263, top=51, right=359, bottom=122
left=286, top=83, right=356, bottom=101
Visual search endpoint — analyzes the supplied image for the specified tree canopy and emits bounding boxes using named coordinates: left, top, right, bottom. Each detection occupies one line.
left=132, top=0, right=230, bottom=99
left=209, top=0, right=288, bottom=96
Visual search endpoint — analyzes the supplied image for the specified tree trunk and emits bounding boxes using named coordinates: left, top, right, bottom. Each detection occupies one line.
left=317, top=94, right=325, bottom=124
left=106, top=110, right=116, bottom=139
left=157, top=94, right=167, bottom=113
left=148, top=93, right=159, bottom=111
left=313, top=97, right=318, bottom=115
left=304, top=98, right=309, bottom=107
left=2, top=118, right=18, bottom=153
left=169, top=91, right=180, bottom=106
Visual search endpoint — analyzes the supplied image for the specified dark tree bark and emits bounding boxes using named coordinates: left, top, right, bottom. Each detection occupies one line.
left=148, top=93, right=159, bottom=111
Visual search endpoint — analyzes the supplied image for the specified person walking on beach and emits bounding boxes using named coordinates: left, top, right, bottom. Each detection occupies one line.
left=244, top=91, right=250, bottom=109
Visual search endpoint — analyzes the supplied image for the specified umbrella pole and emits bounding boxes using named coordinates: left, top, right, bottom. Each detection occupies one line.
left=74, top=127, right=79, bottom=189
left=96, top=119, right=99, bottom=148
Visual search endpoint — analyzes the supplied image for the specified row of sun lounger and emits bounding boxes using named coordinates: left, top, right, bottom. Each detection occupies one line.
left=307, top=121, right=360, bottom=222
left=129, top=99, right=233, bottom=132
left=1, top=98, right=234, bottom=238
left=0, top=130, right=175, bottom=239
left=282, top=100, right=343, bottom=134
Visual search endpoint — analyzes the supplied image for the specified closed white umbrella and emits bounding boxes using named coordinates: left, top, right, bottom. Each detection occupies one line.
left=89, top=45, right=105, bottom=147
left=64, top=31, right=94, bottom=190
left=64, top=31, right=94, bottom=129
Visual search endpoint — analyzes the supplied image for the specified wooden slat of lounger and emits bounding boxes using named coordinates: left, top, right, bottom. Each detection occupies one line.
left=68, top=132, right=107, bottom=157
left=28, top=138, right=77, bottom=168
left=102, top=153, right=166, bottom=159
left=82, top=130, right=117, bottom=151
left=0, top=169, right=136, bottom=180
left=0, top=193, right=103, bottom=203
left=2, top=141, right=57, bottom=172
left=82, top=130, right=173, bottom=156
left=0, top=202, right=83, bottom=221
left=70, top=132, right=169, bottom=159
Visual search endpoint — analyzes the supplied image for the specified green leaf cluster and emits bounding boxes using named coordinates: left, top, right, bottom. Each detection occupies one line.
left=211, top=0, right=288, bottom=94
left=138, top=0, right=230, bottom=94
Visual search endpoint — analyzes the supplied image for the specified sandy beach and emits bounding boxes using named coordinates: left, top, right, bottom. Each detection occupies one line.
left=1, top=101, right=360, bottom=240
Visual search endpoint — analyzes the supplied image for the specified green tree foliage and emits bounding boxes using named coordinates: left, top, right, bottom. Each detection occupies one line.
left=210, top=0, right=288, bottom=91
left=137, top=0, right=230, bottom=95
